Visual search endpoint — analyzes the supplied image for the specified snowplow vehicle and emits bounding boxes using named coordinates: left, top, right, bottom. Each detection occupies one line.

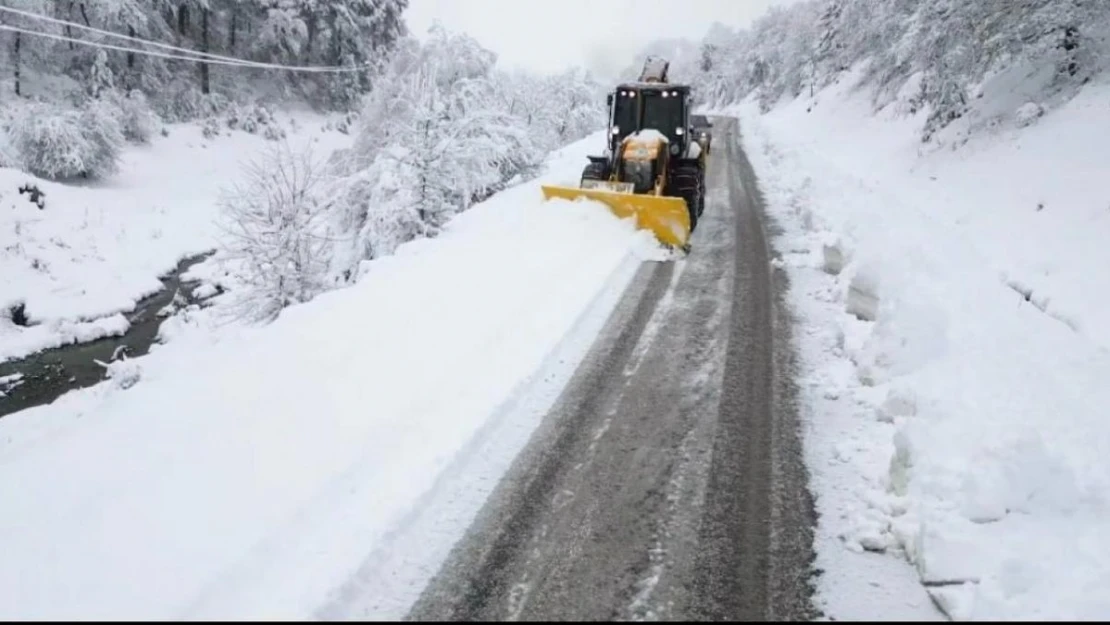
left=541, top=58, right=706, bottom=252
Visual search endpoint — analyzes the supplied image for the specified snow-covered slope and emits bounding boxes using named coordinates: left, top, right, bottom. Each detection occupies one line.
left=0, top=116, right=351, bottom=363
left=734, top=77, right=1110, bottom=620
left=0, top=132, right=664, bottom=619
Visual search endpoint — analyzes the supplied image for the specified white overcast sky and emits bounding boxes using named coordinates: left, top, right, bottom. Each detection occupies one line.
left=406, top=0, right=803, bottom=78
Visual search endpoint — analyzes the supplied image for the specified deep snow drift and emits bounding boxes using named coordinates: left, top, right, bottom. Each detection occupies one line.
left=0, top=131, right=666, bottom=619
left=732, top=73, right=1110, bottom=620
left=0, top=116, right=351, bottom=364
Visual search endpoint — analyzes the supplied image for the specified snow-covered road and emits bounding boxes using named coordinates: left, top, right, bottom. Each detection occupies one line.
left=0, top=134, right=667, bottom=619
left=343, top=117, right=816, bottom=622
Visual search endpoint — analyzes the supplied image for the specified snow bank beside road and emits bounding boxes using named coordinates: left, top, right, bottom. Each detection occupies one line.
left=0, top=131, right=665, bottom=619
left=737, top=78, right=1110, bottom=620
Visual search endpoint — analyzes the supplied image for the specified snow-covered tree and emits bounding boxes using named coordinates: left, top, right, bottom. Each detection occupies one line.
left=1, top=0, right=409, bottom=114
left=0, top=0, right=58, bottom=97
left=635, top=0, right=1110, bottom=140
left=290, top=0, right=409, bottom=109
left=812, top=0, right=846, bottom=90
left=339, top=31, right=524, bottom=229
left=87, top=49, right=116, bottom=98
left=497, top=67, right=604, bottom=151
left=323, top=26, right=602, bottom=283
left=219, top=140, right=332, bottom=322
left=252, top=3, right=310, bottom=64
left=12, top=100, right=124, bottom=179
left=545, top=68, right=606, bottom=145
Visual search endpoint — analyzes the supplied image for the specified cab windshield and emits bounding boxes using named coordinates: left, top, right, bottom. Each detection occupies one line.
left=640, top=89, right=684, bottom=143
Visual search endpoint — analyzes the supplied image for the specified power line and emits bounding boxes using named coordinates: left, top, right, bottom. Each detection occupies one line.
left=0, top=4, right=278, bottom=69
left=0, top=24, right=288, bottom=70
left=0, top=24, right=373, bottom=73
left=0, top=4, right=377, bottom=72
left=0, top=6, right=376, bottom=73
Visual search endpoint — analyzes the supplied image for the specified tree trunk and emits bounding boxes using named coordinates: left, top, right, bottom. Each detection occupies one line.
left=178, top=4, right=189, bottom=36
left=13, top=31, right=21, bottom=97
left=200, top=8, right=210, bottom=94
left=66, top=1, right=75, bottom=50
left=306, top=14, right=317, bottom=60
left=418, top=120, right=430, bottom=223
left=1062, top=25, right=1079, bottom=77
left=229, top=10, right=238, bottom=52
left=79, top=3, right=91, bottom=26
left=329, top=10, right=343, bottom=66
left=128, top=25, right=136, bottom=70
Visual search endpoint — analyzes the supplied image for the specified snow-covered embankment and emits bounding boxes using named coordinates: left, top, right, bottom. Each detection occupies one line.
left=0, top=132, right=664, bottom=619
left=738, top=77, right=1110, bottom=620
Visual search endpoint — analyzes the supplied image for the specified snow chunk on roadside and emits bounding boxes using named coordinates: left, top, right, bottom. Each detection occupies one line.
left=845, top=263, right=880, bottom=321
left=1014, top=102, right=1044, bottom=128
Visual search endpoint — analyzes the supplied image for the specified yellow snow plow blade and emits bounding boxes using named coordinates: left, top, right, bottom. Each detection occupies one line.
left=541, top=184, right=691, bottom=249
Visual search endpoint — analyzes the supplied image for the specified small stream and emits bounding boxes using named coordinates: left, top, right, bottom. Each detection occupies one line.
left=0, top=252, right=213, bottom=419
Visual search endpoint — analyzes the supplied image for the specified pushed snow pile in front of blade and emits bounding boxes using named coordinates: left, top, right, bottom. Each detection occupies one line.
left=541, top=184, right=691, bottom=248
left=0, top=131, right=666, bottom=620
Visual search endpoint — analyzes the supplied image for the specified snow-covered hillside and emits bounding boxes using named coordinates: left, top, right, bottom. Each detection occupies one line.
left=0, top=131, right=666, bottom=619
left=0, top=115, right=351, bottom=363
left=731, top=73, right=1110, bottom=620
left=1, top=15, right=607, bottom=363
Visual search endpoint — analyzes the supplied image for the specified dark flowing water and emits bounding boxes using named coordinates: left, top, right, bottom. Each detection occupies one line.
left=0, top=252, right=213, bottom=419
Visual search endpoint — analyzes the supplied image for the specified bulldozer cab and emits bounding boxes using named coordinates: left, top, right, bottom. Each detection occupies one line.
left=606, top=83, right=692, bottom=156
